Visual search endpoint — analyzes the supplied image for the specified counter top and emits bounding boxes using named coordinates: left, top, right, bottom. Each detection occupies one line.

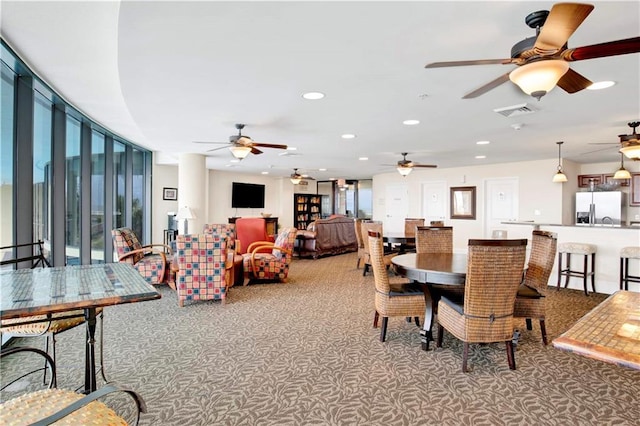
left=502, top=221, right=640, bottom=230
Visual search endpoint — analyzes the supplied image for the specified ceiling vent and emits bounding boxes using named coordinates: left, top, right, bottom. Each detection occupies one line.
left=493, top=103, right=538, bottom=118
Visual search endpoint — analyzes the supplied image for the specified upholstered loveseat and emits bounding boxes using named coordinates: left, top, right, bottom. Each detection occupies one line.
left=297, top=216, right=358, bottom=259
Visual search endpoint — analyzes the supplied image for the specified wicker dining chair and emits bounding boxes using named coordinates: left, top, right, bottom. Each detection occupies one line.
left=436, top=239, right=528, bottom=372
left=513, top=230, right=558, bottom=345
left=368, top=231, right=426, bottom=342
left=0, top=347, right=145, bottom=425
left=415, top=226, right=453, bottom=254
left=401, top=218, right=425, bottom=252
left=354, top=218, right=366, bottom=269
left=361, top=221, right=396, bottom=276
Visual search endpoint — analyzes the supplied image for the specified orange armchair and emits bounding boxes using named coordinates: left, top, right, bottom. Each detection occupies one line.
left=242, top=227, right=297, bottom=285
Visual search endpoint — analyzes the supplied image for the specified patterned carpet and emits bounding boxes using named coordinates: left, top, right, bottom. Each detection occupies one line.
left=2, top=252, right=639, bottom=425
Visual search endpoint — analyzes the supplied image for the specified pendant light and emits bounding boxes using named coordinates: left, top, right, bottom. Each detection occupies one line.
left=613, top=153, right=632, bottom=180
left=552, top=141, right=568, bottom=183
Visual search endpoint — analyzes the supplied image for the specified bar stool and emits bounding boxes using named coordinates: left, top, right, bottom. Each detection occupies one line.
left=620, top=246, right=640, bottom=291
left=557, top=242, right=596, bottom=295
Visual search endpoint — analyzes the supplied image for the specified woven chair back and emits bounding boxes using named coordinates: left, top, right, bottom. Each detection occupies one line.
left=415, top=226, right=453, bottom=254
left=354, top=218, right=365, bottom=249
left=430, top=220, right=444, bottom=227
left=361, top=221, right=383, bottom=261
left=522, top=230, right=557, bottom=296
left=367, top=231, right=390, bottom=294
left=404, top=218, right=425, bottom=237
left=463, top=239, right=527, bottom=341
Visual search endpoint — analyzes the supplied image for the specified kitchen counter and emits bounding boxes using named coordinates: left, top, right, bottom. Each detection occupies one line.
left=502, top=222, right=640, bottom=294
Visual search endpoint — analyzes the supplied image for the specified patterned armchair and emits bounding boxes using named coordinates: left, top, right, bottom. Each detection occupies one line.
left=242, top=227, right=297, bottom=285
left=175, top=234, right=229, bottom=307
left=203, top=223, right=244, bottom=287
left=111, top=227, right=173, bottom=286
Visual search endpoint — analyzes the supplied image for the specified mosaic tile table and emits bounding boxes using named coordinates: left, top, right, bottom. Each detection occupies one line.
left=553, top=290, right=640, bottom=370
left=0, top=263, right=161, bottom=392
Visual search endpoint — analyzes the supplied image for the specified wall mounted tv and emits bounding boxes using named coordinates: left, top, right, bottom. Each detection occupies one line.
left=232, top=182, right=265, bottom=208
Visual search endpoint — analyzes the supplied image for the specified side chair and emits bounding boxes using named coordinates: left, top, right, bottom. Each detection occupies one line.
left=0, top=347, right=145, bottom=425
left=175, top=234, right=230, bottom=307
left=368, top=231, right=426, bottom=342
left=402, top=218, right=425, bottom=252
left=513, top=230, right=558, bottom=345
left=361, top=221, right=396, bottom=276
left=436, top=238, right=528, bottom=372
left=242, top=227, right=297, bottom=285
left=111, top=227, right=174, bottom=287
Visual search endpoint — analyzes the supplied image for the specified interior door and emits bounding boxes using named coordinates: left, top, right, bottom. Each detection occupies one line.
left=384, top=183, right=408, bottom=233
left=484, top=178, right=519, bottom=238
left=421, top=181, right=447, bottom=224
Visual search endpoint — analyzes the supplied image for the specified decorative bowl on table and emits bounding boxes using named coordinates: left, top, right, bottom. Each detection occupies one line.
left=261, top=213, right=272, bottom=218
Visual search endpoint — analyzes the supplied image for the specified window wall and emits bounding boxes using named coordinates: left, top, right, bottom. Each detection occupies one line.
left=1, top=39, right=152, bottom=268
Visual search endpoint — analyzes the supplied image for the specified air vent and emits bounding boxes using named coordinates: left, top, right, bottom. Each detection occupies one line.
left=493, top=103, right=538, bottom=118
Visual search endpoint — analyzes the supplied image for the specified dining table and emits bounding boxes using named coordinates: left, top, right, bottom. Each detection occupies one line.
left=0, top=263, right=161, bottom=393
left=383, top=232, right=416, bottom=254
left=553, top=290, right=640, bottom=370
left=391, top=252, right=467, bottom=350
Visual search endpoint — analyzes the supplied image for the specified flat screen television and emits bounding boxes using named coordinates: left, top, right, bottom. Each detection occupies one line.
left=232, top=182, right=265, bottom=208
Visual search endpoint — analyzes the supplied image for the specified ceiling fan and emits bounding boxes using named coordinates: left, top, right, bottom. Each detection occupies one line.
left=388, top=153, right=437, bottom=176
left=194, top=123, right=288, bottom=160
left=425, top=2, right=640, bottom=100
left=583, top=122, right=640, bottom=157
left=290, top=168, right=315, bottom=184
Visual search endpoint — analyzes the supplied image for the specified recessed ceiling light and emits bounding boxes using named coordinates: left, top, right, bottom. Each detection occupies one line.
left=475, top=155, right=486, bottom=159
left=359, top=157, right=368, bottom=161
left=586, top=81, right=616, bottom=90
left=476, top=140, right=490, bottom=145
left=403, top=119, right=420, bottom=126
left=302, top=92, right=325, bottom=100
left=319, top=168, right=327, bottom=171
left=230, top=159, right=240, bottom=163
left=341, top=134, right=356, bottom=139
left=287, top=146, right=297, bottom=151
left=261, top=171, right=269, bottom=175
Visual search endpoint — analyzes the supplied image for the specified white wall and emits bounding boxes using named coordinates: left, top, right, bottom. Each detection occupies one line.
left=372, top=158, right=565, bottom=250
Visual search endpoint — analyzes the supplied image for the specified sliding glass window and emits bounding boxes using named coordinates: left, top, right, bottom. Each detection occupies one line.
left=113, top=141, right=126, bottom=230
left=132, top=148, right=144, bottom=239
left=91, top=131, right=105, bottom=263
left=66, top=116, right=81, bottom=265
left=0, top=62, right=15, bottom=265
left=33, top=91, right=52, bottom=262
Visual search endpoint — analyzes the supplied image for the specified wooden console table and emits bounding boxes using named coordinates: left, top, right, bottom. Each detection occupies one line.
left=228, top=217, right=278, bottom=236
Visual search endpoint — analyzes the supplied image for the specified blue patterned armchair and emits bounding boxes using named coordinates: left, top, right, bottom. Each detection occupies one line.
left=175, top=234, right=229, bottom=307
left=111, top=227, right=173, bottom=286
left=242, top=227, right=297, bottom=285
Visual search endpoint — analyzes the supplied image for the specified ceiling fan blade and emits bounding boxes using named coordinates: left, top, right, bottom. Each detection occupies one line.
left=563, top=37, right=640, bottom=61
left=206, top=145, right=231, bottom=153
left=425, top=59, right=512, bottom=68
left=250, top=142, right=288, bottom=150
left=462, top=72, right=511, bottom=99
left=250, top=147, right=263, bottom=155
left=534, top=3, right=594, bottom=52
left=412, top=164, right=438, bottom=168
left=580, top=146, right=619, bottom=155
left=193, top=141, right=228, bottom=144
left=556, top=68, right=592, bottom=94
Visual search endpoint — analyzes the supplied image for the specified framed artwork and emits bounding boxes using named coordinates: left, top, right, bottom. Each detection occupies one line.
left=450, top=186, right=476, bottom=220
left=631, top=173, right=640, bottom=207
left=163, top=187, right=178, bottom=201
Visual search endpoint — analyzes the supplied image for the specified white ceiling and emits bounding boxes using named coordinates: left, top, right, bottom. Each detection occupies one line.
left=2, top=1, right=639, bottom=180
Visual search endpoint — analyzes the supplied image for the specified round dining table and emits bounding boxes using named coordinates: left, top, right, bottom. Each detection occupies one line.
left=383, top=232, right=415, bottom=254
left=391, top=253, right=467, bottom=350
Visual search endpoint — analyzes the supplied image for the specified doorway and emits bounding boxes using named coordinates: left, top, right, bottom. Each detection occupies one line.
left=484, top=178, right=519, bottom=238
left=384, top=183, right=408, bottom=233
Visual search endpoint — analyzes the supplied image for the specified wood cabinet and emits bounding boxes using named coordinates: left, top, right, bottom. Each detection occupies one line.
left=294, top=194, right=322, bottom=230
left=228, top=217, right=279, bottom=236
left=577, top=174, right=603, bottom=188
left=631, top=173, right=640, bottom=207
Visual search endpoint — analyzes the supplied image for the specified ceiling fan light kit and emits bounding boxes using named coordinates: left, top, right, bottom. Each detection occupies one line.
left=619, top=122, right=640, bottom=160
left=508, top=60, right=569, bottom=100
left=229, top=145, right=252, bottom=159
left=397, top=166, right=413, bottom=177
left=552, top=141, right=568, bottom=183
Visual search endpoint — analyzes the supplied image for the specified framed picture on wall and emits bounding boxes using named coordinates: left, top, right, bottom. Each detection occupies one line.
left=163, top=187, right=178, bottom=201
left=450, top=186, right=476, bottom=220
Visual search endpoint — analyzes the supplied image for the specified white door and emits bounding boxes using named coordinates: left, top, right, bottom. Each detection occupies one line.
left=421, top=181, right=447, bottom=224
left=384, top=183, right=408, bottom=233
left=484, top=178, right=519, bottom=238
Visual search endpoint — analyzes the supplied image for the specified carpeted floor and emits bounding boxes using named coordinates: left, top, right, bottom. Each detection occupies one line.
left=2, top=252, right=639, bottom=425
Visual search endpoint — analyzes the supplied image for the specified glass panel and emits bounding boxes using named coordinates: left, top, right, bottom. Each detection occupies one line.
left=33, top=91, right=52, bottom=263
left=0, top=62, right=15, bottom=268
left=357, top=180, right=373, bottom=218
left=65, top=116, right=81, bottom=265
left=132, top=148, right=144, bottom=241
left=113, top=141, right=125, bottom=229
left=91, top=131, right=105, bottom=263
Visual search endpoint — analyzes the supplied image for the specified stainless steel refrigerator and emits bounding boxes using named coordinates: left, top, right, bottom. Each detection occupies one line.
left=575, top=191, right=625, bottom=225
